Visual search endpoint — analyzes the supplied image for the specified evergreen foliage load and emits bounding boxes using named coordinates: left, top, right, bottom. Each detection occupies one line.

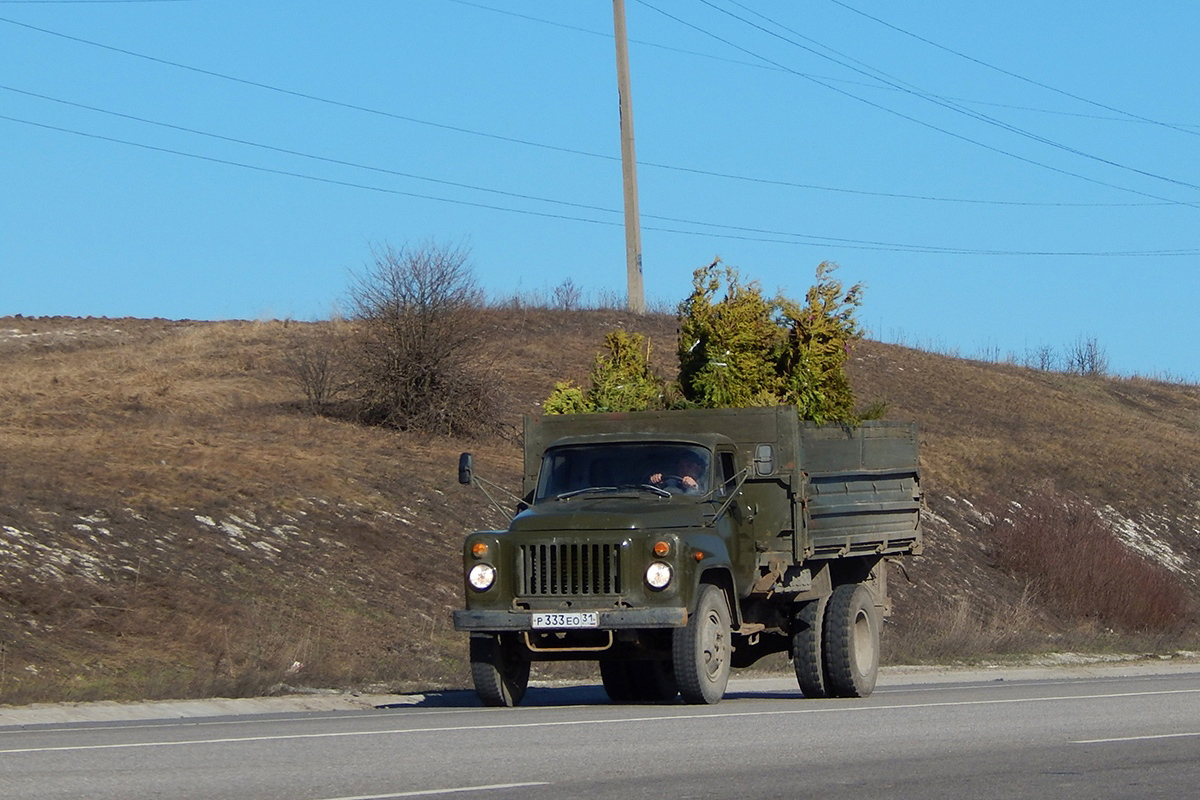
left=543, top=330, right=668, bottom=414
left=545, top=261, right=865, bottom=423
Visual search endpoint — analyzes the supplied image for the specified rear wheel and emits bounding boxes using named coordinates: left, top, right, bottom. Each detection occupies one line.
left=822, top=583, right=880, bottom=698
left=673, top=584, right=732, bottom=704
left=470, top=634, right=531, bottom=707
left=792, top=596, right=829, bottom=698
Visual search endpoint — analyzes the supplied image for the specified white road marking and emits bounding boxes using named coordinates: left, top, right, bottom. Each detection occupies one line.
left=315, top=782, right=550, bottom=799
left=1073, top=731, right=1200, bottom=744
left=0, top=705, right=507, bottom=737
left=1, top=688, right=1197, bottom=755
left=0, top=673, right=1171, bottom=736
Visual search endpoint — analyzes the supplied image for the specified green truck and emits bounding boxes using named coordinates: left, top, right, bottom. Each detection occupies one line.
left=453, top=406, right=922, bottom=706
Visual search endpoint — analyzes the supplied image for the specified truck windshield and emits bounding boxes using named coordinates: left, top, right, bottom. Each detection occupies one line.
left=536, top=443, right=711, bottom=501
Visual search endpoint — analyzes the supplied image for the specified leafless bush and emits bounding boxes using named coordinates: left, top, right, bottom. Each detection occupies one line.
left=283, top=322, right=351, bottom=413
left=990, top=492, right=1192, bottom=631
left=1022, top=344, right=1058, bottom=371
left=552, top=278, right=582, bottom=311
left=346, top=241, right=501, bottom=437
left=1064, top=335, right=1109, bottom=376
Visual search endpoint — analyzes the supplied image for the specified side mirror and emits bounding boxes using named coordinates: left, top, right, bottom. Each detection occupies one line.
left=458, top=452, right=474, bottom=485
left=754, top=444, right=775, bottom=476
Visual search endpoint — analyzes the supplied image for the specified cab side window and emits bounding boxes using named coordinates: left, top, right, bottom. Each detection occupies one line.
left=717, top=451, right=736, bottom=496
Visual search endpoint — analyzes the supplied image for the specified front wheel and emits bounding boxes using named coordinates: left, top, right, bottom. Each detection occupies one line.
left=469, top=634, right=531, bottom=707
left=673, top=584, right=732, bottom=704
left=822, top=583, right=880, bottom=698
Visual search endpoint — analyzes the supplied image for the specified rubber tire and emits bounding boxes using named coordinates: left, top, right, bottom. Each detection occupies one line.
left=601, top=660, right=678, bottom=703
left=673, top=584, right=732, bottom=705
left=599, top=660, right=637, bottom=703
left=822, top=583, right=880, bottom=698
left=470, top=634, right=531, bottom=707
left=628, top=659, right=678, bottom=702
left=792, top=596, right=829, bottom=698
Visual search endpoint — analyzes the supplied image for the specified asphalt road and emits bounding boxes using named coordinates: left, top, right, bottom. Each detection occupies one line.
left=2, top=667, right=1198, bottom=799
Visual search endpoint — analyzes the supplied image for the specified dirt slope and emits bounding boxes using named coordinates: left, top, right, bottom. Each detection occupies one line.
left=1, top=312, right=1197, bottom=704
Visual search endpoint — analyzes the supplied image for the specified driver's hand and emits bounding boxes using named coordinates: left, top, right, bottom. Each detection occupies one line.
left=649, top=473, right=664, bottom=484
left=681, top=476, right=697, bottom=488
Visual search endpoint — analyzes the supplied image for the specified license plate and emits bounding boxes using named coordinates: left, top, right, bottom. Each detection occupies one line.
left=531, top=611, right=600, bottom=629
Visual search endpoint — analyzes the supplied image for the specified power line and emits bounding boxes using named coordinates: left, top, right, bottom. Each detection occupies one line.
left=0, top=13, right=1164, bottom=209
left=636, top=0, right=1200, bottom=210
left=0, top=1, right=196, bottom=4
left=826, top=0, right=1200, bottom=138
left=0, top=112, right=624, bottom=226
left=0, top=84, right=623, bottom=217
left=702, top=0, right=1200, bottom=196
left=445, top=0, right=797, bottom=75
left=451, top=0, right=1200, bottom=132
left=5, top=110, right=1198, bottom=258
left=0, top=15, right=614, bottom=162
left=923, top=95, right=1200, bottom=130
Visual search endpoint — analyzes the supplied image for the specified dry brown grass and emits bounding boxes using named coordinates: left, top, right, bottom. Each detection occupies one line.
left=991, top=492, right=1194, bottom=631
left=1, top=314, right=1199, bottom=703
left=885, top=588, right=1046, bottom=664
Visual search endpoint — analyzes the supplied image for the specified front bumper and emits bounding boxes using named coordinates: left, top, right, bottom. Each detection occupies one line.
left=452, top=606, right=687, bottom=632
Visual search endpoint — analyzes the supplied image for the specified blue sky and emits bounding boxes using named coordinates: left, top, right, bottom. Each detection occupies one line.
left=2, top=1, right=1198, bottom=379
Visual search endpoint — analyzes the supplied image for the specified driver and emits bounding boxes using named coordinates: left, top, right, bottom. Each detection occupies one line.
left=649, top=452, right=706, bottom=494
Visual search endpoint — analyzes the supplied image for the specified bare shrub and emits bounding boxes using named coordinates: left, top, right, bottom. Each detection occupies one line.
left=1064, top=335, right=1109, bottom=376
left=990, top=492, right=1192, bottom=631
left=552, top=278, right=582, bottom=311
left=1023, top=344, right=1058, bottom=371
left=283, top=322, right=350, bottom=413
left=345, top=241, right=500, bottom=437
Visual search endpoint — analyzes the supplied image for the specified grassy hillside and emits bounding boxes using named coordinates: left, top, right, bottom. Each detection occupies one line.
left=1, top=312, right=1198, bottom=704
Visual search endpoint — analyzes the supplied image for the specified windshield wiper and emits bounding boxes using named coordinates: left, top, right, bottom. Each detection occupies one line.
left=556, top=486, right=620, bottom=500
left=556, top=484, right=672, bottom=500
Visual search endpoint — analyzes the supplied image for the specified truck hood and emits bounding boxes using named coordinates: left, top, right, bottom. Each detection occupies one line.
left=510, top=498, right=708, bottom=532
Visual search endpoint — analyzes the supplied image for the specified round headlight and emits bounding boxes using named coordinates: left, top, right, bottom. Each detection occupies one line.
left=645, top=561, right=672, bottom=590
left=468, top=563, right=496, bottom=591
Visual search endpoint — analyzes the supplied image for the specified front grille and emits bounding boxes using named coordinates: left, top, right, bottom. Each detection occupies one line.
left=519, top=542, right=623, bottom=596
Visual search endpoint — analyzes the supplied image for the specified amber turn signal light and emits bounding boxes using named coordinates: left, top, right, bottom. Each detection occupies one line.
left=693, top=550, right=705, bottom=562
left=653, top=540, right=670, bottom=557
left=471, top=542, right=489, bottom=559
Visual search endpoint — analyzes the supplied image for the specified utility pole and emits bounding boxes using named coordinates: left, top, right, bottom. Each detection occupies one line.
left=612, top=0, right=645, bottom=314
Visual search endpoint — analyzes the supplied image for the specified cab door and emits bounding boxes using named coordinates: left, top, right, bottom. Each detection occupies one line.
left=713, top=449, right=760, bottom=593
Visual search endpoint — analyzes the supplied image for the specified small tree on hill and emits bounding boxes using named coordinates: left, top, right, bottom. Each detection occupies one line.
left=346, top=240, right=500, bottom=436
left=283, top=319, right=352, bottom=414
